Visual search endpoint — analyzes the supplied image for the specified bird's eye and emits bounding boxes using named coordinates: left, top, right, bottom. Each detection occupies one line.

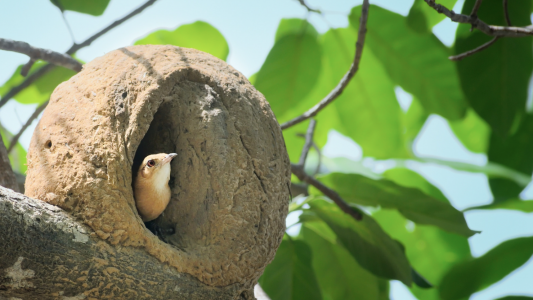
left=147, top=159, right=155, bottom=167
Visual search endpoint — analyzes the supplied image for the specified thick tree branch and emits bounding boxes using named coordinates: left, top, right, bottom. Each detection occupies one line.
left=449, top=36, right=499, bottom=61
left=0, top=39, right=82, bottom=73
left=6, top=100, right=48, bottom=154
left=424, top=0, right=533, bottom=37
left=291, top=120, right=363, bottom=221
left=0, top=187, right=249, bottom=299
left=0, top=134, right=19, bottom=193
left=280, top=0, right=370, bottom=130
left=0, top=0, right=157, bottom=109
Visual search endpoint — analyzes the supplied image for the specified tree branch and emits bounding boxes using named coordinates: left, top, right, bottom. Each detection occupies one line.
left=280, top=0, right=370, bottom=130
left=0, top=0, right=157, bottom=109
left=0, top=38, right=82, bottom=73
left=291, top=120, right=363, bottom=221
left=449, top=36, right=499, bottom=61
left=0, top=133, right=19, bottom=192
left=6, top=100, right=49, bottom=154
left=0, top=187, right=249, bottom=299
left=424, top=0, right=533, bottom=37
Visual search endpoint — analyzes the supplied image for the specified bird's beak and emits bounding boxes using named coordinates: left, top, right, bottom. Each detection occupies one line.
left=162, top=153, right=178, bottom=165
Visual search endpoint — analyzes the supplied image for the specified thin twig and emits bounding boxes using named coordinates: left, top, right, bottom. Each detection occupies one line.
left=20, top=59, right=36, bottom=77
left=311, top=142, right=322, bottom=176
left=296, top=132, right=322, bottom=176
left=470, top=0, right=483, bottom=18
left=0, top=39, right=82, bottom=72
left=297, top=0, right=321, bottom=13
left=61, top=13, right=77, bottom=44
left=298, top=119, right=317, bottom=166
left=0, top=0, right=157, bottom=109
left=503, top=0, right=512, bottom=26
left=7, top=100, right=49, bottom=154
left=449, top=36, right=499, bottom=61
left=292, top=165, right=363, bottom=220
left=291, top=120, right=363, bottom=221
left=469, top=0, right=483, bottom=32
left=424, top=0, right=533, bottom=37
left=0, top=64, right=55, bottom=108
left=280, top=0, right=370, bottom=130
left=66, top=0, right=157, bottom=55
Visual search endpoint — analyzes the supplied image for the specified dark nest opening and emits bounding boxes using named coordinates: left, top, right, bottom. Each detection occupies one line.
left=132, top=100, right=180, bottom=243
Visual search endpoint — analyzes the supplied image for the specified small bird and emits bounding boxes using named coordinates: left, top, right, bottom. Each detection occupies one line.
left=134, top=153, right=177, bottom=222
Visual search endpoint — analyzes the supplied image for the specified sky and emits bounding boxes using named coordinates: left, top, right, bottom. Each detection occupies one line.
left=1, top=0, right=532, bottom=299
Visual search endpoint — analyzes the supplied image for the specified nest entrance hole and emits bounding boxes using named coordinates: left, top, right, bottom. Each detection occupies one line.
left=132, top=100, right=180, bottom=241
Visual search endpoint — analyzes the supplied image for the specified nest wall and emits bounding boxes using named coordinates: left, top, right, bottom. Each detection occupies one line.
left=25, top=45, right=291, bottom=288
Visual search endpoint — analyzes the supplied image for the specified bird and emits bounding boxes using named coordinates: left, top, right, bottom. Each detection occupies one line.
left=134, top=153, right=177, bottom=222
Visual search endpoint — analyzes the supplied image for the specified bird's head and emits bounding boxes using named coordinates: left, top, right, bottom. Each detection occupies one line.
left=137, top=153, right=178, bottom=181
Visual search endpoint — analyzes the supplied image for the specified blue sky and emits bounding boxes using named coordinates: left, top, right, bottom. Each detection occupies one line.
left=1, top=0, right=532, bottom=299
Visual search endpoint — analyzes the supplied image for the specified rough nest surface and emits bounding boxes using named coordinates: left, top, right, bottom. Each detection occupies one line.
left=25, top=45, right=291, bottom=288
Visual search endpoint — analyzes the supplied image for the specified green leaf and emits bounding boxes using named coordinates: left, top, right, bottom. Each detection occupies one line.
left=316, top=172, right=476, bottom=236
left=135, top=21, right=229, bottom=61
left=402, top=97, right=428, bottom=149
left=281, top=121, right=310, bottom=162
left=259, top=235, right=322, bottom=300
left=404, top=157, right=531, bottom=188
left=449, top=109, right=490, bottom=154
left=411, top=268, right=433, bottom=289
left=377, top=279, right=390, bottom=300
left=350, top=5, right=467, bottom=120
left=317, top=28, right=407, bottom=159
left=254, top=27, right=321, bottom=116
left=301, top=223, right=381, bottom=300
left=0, top=125, right=27, bottom=174
left=488, top=115, right=533, bottom=200
left=407, top=0, right=459, bottom=33
left=465, top=198, right=533, bottom=213
left=374, top=210, right=471, bottom=300
left=320, top=156, right=381, bottom=179
left=439, top=236, right=533, bottom=300
left=248, top=72, right=257, bottom=85
left=455, top=0, right=532, bottom=136
left=0, top=62, right=76, bottom=105
left=309, top=199, right=412, bottom=285
left=50, top=0, right=110, bottom=16
left=275, top=19, right=318, bottom=42
left=275, top=26, right=408, bottom=161
left=383, top=168, right=447, bottom=202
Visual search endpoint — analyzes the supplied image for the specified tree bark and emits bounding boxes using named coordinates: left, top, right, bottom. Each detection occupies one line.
left=0, top=187, right=255, bottom=299
left=0, top=133, right=19, bottom=193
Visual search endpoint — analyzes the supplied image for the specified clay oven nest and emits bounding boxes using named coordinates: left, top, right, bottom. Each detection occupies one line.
left=25, top=45, right=291, bottom=287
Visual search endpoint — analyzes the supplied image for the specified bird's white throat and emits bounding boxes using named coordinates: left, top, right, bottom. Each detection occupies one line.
left=152, top=163, right=171, bottom=194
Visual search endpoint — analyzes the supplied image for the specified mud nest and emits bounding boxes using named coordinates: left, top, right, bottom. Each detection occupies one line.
left=25, top=45, right=291, bottom=287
